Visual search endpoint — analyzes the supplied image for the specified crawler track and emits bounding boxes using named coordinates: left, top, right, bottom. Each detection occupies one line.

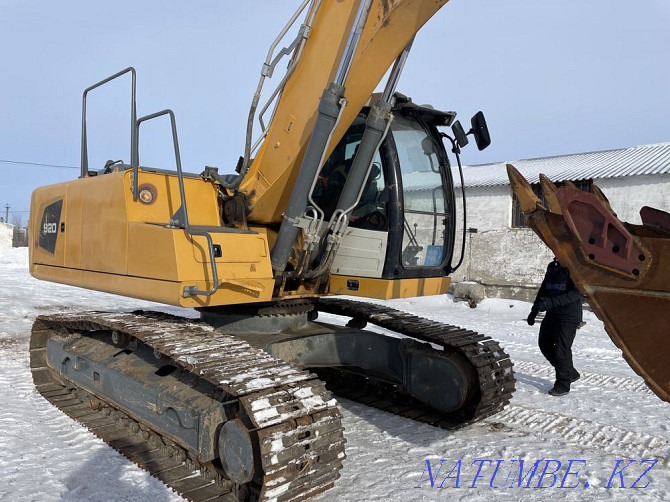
left=30, top=311, right=346, bottom=502
left=29, top=299, right=515, bottom=500
left=315, top=298, right=516, bottom=428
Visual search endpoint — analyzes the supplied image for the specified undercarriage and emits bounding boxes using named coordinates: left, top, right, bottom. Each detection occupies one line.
left=30, top=298, right=515, bottom=501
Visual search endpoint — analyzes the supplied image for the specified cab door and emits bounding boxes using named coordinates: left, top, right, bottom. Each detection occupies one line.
left=380, top=113, right=456, bottom=281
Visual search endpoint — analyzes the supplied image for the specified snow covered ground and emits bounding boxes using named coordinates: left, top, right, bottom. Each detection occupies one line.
left=0, top=247, right=667, bottom=501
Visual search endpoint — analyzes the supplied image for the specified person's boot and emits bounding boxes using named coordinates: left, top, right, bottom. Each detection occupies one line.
left=548, top=386, right=569, bottom=396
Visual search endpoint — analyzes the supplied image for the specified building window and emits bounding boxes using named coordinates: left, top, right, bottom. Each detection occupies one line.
left=511, top=179, right=592, bottom=228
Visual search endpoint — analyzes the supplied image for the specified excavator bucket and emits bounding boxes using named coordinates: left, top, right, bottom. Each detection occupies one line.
left=507, top=164, right=670, bottom=402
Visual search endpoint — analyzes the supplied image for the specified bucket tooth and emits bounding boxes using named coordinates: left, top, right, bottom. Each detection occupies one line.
left=591, top=183, right=616, bottom=215
left=538, top=174, right=561, bottom=215
left=506, top=164, right=545, bottom=214
left=640, top=206, right=670, bottom=234
left=562, top=179, right=578, bottom=190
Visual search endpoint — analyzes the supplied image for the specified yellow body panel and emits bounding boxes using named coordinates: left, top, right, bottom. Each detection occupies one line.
left=328, top=275, right=450, bottom=299
left=30, top=169, right=274, bottom=307
left=31, top=263, right=274, bottom=308
left=241, top=0, right=449, bottom=224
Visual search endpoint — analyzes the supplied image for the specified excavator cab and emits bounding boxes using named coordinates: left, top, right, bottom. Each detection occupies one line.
left=326, top=96, right=465, bottom=298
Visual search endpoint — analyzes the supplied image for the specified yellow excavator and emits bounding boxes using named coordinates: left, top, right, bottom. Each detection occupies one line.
left=29, top=1, right=515, bottom=500
left=29, top=0, right=668, bottom=500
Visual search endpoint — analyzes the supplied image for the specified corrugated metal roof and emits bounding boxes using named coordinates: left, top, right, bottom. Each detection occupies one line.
left=451, top=142, right=670, bottom=188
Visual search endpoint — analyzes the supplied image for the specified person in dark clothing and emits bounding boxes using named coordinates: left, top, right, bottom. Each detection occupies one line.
left=527, top=258, right=583, bottom=396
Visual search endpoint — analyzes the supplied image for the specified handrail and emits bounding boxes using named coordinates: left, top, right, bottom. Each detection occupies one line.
left=136, top=109, right=219, bottom=298
left=232, top=0, right=320, bottom=190
left=80, top=67, right=138, bottom=197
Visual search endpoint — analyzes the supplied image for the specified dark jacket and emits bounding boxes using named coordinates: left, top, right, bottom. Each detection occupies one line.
left=533, top=259, right=583, bottom=323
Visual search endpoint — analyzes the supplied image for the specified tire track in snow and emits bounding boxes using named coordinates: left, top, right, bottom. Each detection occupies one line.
left=513, top=360, right=652, bottom=395
left=488, top=404, right=669, bottom=464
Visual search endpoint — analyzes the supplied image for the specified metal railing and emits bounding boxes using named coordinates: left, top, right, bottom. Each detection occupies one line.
left=80, top=67, right=139, bottom=198
left=232, top=0, right=321, bottom=189
left=80, top=68, right=220, bottom=298
left=135, top=109, right=219, bottom=298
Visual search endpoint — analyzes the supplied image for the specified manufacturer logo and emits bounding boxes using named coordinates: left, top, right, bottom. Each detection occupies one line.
left=39, top=199, right=63, bottom=254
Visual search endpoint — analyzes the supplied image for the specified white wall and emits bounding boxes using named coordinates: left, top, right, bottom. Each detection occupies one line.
left=451, top=186, right=552, bottom=296
left=595, top=174, right=670, bottom=224
left=452, top=228, right=553, bottom=285
left=460, top=185, right=511, bottom=231
left=0, top=223, right=13, bottom=252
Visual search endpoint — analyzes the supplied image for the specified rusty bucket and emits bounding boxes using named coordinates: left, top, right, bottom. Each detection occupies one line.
left=507, top=164, right=669, bottom=402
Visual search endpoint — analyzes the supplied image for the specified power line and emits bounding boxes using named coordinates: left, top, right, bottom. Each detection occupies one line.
left=0, top=159, right=79, bottom=170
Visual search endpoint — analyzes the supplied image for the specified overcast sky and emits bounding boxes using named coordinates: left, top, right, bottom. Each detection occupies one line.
left=1, top=0, right=668, bottom=222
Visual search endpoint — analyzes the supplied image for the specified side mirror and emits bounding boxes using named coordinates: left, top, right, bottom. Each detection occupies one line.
left=452, top=121, right=469, bottom=148
left=470, top=111, right=491, bottom=151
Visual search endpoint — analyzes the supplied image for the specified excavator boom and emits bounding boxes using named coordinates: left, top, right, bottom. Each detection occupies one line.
left=240, top=0, right=449, bottom=223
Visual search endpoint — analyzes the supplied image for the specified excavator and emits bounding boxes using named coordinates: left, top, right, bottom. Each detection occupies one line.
left=26, top=1, right=669, bottom=500
left=29, top=1, right=515, bottom=499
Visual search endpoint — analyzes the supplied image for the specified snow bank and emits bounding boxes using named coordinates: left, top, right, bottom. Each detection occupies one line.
left=0, top=222, right=12, bottom=251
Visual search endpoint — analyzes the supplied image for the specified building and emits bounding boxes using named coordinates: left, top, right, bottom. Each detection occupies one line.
left=446, top=142, right=670, bottom=301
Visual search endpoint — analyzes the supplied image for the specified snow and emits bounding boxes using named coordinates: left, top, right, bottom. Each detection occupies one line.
left=0, top=247, right=668, bottom=501
left=0, top=223, right=12, bottom=251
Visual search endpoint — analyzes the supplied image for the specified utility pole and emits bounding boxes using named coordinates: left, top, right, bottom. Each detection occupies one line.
left=4, top=203, right=8, bottom=224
